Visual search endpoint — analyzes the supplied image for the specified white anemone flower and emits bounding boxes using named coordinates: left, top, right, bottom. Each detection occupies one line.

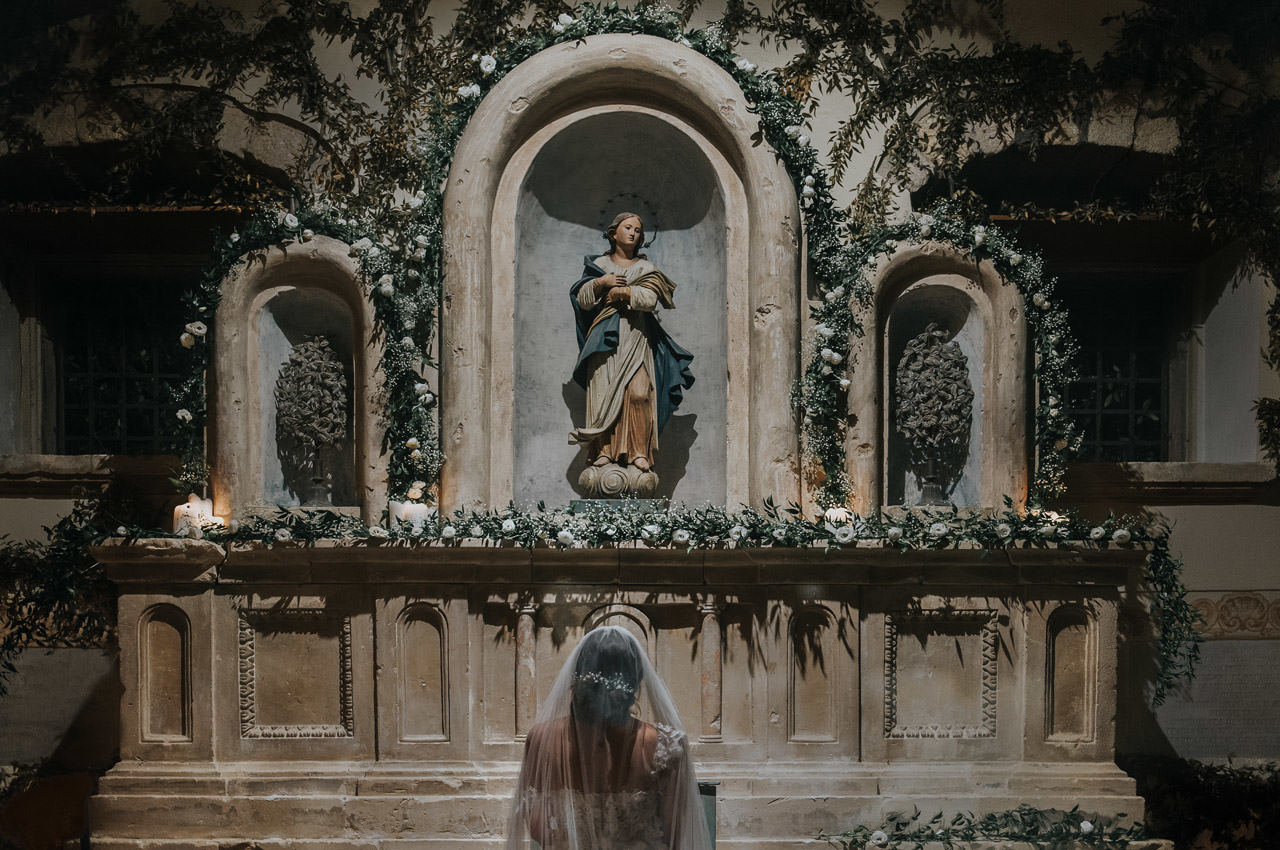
left=1111, top=528, right=1132, bottom=544
left=728, top=525, right=748, bottom=541
left=401, top=336, right=415, bottom=350
left=771, top=527, right=786, bottom=540
left=368, top=525, right=389, bottom=538
left=832, top=525, right=856, bottom=544
left=551, top=22, right=565, bottom=32
left=501, top=518, right=517, bottom=535
left=274, top=528, right=292, bottom=542
left=283, top=212, right=299, bottom=229
left=1089, top=526, right=1106, bottom=540
left=671, top=528, right=692, bottom=545
left=115, top=526, right=128, bottom=536
left=887, top=526, right=904, bottom=541
left=995, top=522, right=1013, bottom=539
left=928, top=522, right=948, bottom=538
left=479, top=54, right=497, bottom=75
left=185, top=321, right=207, bottom=337
left=556, top=528, right=575, bottom=546
left=441, top=525, right=457, bottom=539
left=470, top=525, right=484, bottom=538
left=557, top=12, right=574, bottom=26
left=641, top=524, right=661, bottom=541
left=868, top=829, right=890, bottom=848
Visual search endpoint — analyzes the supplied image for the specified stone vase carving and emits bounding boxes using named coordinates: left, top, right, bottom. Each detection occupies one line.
left=274, top=336, right=349, bottom=505
left=894, top=323, right=973, bottom=505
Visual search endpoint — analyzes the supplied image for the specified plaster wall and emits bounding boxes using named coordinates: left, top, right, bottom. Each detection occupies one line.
left=1197, top=263, right=1267, bottom=462
left=512, top=110, right=728, bottom=506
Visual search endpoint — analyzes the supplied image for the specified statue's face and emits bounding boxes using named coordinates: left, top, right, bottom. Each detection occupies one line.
left=614, top=217, right=642, bottom=251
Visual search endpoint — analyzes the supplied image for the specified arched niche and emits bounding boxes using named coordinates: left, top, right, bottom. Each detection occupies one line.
left=846, top=245, right=1027, bottom=512
left=211, top=237, right=384, bottom=522
left=139, top=604, right=191, bottom=743
left=1045, top=605, right=1096, bottom=741
left=512, top=108, right=729, bottom=504
left=397, top=603, right=448, bottom=742
left=442, top=34, right=800, bottom=511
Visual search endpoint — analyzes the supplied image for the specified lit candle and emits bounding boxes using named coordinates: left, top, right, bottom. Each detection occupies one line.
left=390, top=500, right=434, bottom=535
left=173, top=493, right=223, bottom=534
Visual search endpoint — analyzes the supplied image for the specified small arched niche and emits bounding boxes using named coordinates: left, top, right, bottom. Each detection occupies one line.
left=513, top=110, right=728, bottom=505
left=211, top=237, right=384, bottom=521
left=1045, top=605, right=1096, bottom=741
left=846, top=245, right=1027, bottom=512
left=139, top=604, right=191, bottom=743
left=885, top=280, right=985, bottom=506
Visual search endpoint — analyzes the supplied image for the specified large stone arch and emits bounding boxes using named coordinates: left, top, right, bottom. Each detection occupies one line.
left=440, top=34, right=800, bottom=511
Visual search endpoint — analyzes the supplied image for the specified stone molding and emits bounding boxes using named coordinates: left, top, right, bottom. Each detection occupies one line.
left=441, top=34, right=800, bottom=512
left=1064, top=461, right=1279, bottom=506
left=236, top=607, right=355, bottom=739
left=883, top=608, right=999, bottom=739
left=1193, top=591, right=1280, bottom=639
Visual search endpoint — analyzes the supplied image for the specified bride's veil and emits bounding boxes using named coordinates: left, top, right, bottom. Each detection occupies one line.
left=504, top=624, right=713, bottom=850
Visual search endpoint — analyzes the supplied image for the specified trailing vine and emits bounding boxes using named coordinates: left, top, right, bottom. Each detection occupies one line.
left=821, top=805, right=1146, bottom=849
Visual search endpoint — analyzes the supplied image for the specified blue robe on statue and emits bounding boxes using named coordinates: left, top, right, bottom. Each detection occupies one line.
left=569, top=256, right=694, bottom=436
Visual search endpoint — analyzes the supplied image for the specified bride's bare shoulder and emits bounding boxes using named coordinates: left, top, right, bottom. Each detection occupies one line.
left=526, top=716, right=571, bottom=747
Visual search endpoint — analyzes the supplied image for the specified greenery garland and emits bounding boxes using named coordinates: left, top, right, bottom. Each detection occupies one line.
left=821, top=805, right=1146, bottom=849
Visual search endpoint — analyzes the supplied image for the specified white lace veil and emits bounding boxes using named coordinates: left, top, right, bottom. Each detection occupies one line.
left=505, top=625, right=713, bottom=850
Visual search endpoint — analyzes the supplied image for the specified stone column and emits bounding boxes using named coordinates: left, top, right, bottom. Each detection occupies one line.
left=699, top=600, right=723, bottom=742
left=515, top=602, right=538, bottom=739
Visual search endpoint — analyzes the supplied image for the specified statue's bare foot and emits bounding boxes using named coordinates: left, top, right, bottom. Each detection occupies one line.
left=632, top=456, right=651, bottom=472
left=592, top=455, right=612, bottom=467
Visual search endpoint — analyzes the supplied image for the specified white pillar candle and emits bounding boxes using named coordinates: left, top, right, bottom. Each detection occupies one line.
left=173, top=493, right=222, bottom=534
left=390, top=500, right=434, bottom=534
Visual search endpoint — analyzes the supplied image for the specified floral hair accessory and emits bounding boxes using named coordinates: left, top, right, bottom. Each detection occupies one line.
left=573, top=671, right=636, bottom=696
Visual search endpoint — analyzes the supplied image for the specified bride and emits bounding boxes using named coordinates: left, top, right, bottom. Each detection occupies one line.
left=505, top=626, right=713, bottom=850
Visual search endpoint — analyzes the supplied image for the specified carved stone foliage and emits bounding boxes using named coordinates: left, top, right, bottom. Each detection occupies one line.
left=894, top=322, right=974, bottom=502
left=274, top=335, right=349, bottom=505
left=1194, top=593, right=1280, bottom=639
left=883, top=609, right=998, bottom=739
left=238, top=608, right=355, bottom=739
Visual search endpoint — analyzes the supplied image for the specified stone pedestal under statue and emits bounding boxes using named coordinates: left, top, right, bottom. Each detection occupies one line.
left=84, top=539, right=1150, bottom=848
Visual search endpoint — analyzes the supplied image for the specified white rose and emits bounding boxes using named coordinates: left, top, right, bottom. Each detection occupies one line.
left=180, top=332, right=196, bottom=348
left=839, top=378, right=851, bottom=389
left=479, top=54, right=497, bottom=75
left=734, top=57, right=756, bottom=72
left=995, top=522, right=1012, bottom=539
left=802, top=185, right=816, bottom=198
left=283, top=212, right=299, bottom=229
left=115, top=526, right=128, bottom=536
left=784, top=125, right=802, bottom=137
left=401, top=336, right=415, bottom=350
left=230, top=231, right=240, bottom=243
left=501, top=519, right=517, bottom=535
left=887, top=526, right=903, bottom=541
left=414, top=234, right=430, bottom=247
left=796, top=134, right=809, bottom=146
left=556, top=529, right=574, bottom=546
left=641, top=524, right=661, bottom=540
left=409, top=449, right=422, bottom=460
left=551, top=22, right=564, bottom=32
left=824, top=506, right=851, bottom=524
left=1112, top=528, right=1131, bottom=544
left=803, top=175, right=815, bottom=186
left=441, top=525, right=457, bottom=539
left=771, top=527, right=786, bottom=540
left=406, top=487, right=423, bottom=500
left=1033, top=292, right=1050, bottom=310
left=301, top=228, right=314, bottom=241
left=671, top=528, right=692, bottom=545
left=185, top=321, right=207, bottom=337
left=378, top=272, right=394, bottom=288
left=557, top=12, right=574, bottom=25
left=1089, top=526, right=1106, bottom=540
left=407, top=196, right=423, bottom=209
left=918, top=214, right=935, bottom=228
left=176, top=409, right=193, bottom=423
left=458, top=83, right=481, bottom=99
left=929, top=522, right=948, bottom=538
left=412, top=247, right=427, bottom=261
left=815, top=323, right=834, bottom=337
left=1079, top=820, right=1094, bottom=835
left=350, top=237, right=372, bottom=254
left=368, top=525, right=388, bottom=538
left=822, top=365, right=832, bottom=375
left=832, top=525, right=856, bottom=544
left=405, top=437, right=420, bottom=449
left=729, top=525, right=748, bottom=541
left=274, top=528, right=292, bottom=542
left=868, top=829, right=890, bottom=848
left=470, top=525, right=484, bottom=537
left=415, top=382, right=432, bottom=396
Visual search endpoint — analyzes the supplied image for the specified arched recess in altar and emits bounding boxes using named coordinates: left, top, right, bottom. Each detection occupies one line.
left=210, top=237, right=384, bottom=522
left=846, top=245, right=1028, bottom=512
left=441, top=34, right=800, bottom=511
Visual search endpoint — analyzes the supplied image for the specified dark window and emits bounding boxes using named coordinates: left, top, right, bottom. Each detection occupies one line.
left=56, top=273, right=188, bottom=454
left=1060, top=278, right=1176, bottom=462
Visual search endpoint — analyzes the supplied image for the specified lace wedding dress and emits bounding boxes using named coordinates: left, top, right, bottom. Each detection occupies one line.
left=505, top=628, right=712, bottom=850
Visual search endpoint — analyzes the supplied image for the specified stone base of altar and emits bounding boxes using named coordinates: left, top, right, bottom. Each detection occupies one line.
left=85, top=539, right=1153, bottom=848
left=86, top=761, right=1145, bottom=848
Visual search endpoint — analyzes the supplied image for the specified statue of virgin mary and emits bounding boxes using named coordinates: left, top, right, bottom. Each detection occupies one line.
left=568, top=213, right=694, bottom=496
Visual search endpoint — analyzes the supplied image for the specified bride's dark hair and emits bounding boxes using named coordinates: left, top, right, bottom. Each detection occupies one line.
left=571, top=626, right=644, bottom=727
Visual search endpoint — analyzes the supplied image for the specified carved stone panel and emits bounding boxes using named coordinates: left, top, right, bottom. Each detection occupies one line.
left=399, top=604, right=448, bottom=742
left=1046, top=607, right=1095, bottom=741
left=789, top=606, right=837, bottom=742
left=141, top=605, right=191, bottom=742
left=883, top=609, right=998, bottom=739
left=238, top=609, right=354, bottom=739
